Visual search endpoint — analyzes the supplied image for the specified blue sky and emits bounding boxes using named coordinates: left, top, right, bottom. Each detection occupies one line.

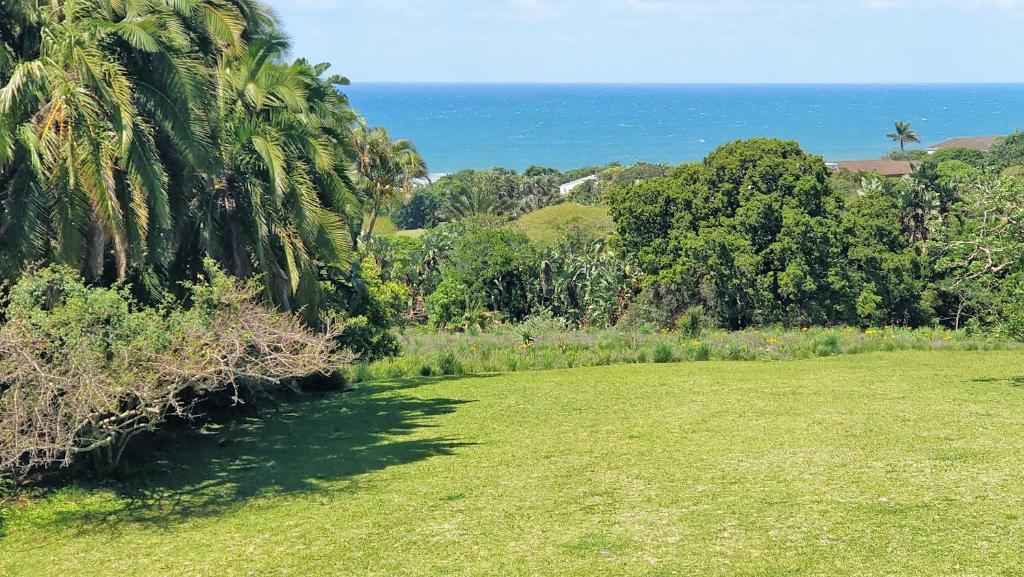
left=264, top=0, right=1024, bottom=83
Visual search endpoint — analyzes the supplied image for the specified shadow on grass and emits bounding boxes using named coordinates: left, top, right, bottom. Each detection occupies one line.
left=972, top=376, right=1024, bottom=387
left=56, top=376, right=483, bottom=532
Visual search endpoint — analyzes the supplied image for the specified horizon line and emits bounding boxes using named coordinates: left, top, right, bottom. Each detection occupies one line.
left=344, top=81, right=1024, bottom=86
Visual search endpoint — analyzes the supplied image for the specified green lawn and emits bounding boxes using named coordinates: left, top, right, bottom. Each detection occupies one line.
left=367, top=215, right=399, bottom=236
left=4, top=351, right=1024, bottom=576
left=514, top=202, right=613, bottom=243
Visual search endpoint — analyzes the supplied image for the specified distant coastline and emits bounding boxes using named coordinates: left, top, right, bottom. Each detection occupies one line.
left=344, top=83, right=1024, bottom=172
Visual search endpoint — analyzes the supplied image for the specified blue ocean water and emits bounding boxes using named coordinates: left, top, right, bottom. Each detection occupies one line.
left=343, top=84, right=1024, bottom=174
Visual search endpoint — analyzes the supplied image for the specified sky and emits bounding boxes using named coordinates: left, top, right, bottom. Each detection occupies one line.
left=264, top=0, right=1024, bottom=83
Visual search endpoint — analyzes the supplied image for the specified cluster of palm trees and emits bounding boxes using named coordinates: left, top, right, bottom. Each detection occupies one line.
left=0, top=0, right=425, bottom=316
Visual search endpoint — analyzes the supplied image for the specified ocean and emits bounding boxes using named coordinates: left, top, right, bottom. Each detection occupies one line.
left=342, top=84, right=1024, bottom=174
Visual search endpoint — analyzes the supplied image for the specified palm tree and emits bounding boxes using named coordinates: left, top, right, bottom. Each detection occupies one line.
left=193, top=33, right=359, bottom=312
left=0, top=0, right=364, bottom=317
left=441, top=187, right=513, bottom=221
left=350, top=124, right=427, bottom=246
left=888, top=120, right=921, bottom=153
left=0, top=0, right=258, bottom=282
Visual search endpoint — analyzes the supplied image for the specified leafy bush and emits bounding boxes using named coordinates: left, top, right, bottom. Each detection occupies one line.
left=444, top=225, right=540, bottom=322
left=328, top=256, right=409, bottom=362
left=427, top=278, right=469, bottom=328
left=652, top=341, right=675, bottom=363
left=691, top=341, right=712, bottom=361
left=813, top=333, right=841, bottom=357
left=436, top=351, right=463, bottom=376
left=675, top=307, right=707, bottom=338
left=0, top=264, right=348, bottom=478
left=340, top=316, right=400, bottom=363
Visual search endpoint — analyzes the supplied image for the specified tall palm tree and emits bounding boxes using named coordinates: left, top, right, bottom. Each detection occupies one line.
left=888, top=120, right=921, bottom=152
left=197, top=34, right=359, bottom=312
left=350, top=124, right=427, bottom=246
left=0, top=0, right=243, bottom=281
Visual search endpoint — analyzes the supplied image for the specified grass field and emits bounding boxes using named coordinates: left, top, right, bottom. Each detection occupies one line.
left=367, top=215, right=399, bottom=236
left=3, top=351, right=1024, bottom=576
left=514, top=202, right=613, bottom=243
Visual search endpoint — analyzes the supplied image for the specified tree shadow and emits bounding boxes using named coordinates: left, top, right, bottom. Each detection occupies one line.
left=971, top=376, right=1024, bottom=387
left=51, top=376, right=483, bottom=533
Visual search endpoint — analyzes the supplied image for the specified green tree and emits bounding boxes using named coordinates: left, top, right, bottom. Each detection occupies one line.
left=987, top=131, right=1024, bottom=172
left=351, top=124, right=427, bottom=245
left=931, top=175, right=1024, bottom=331
left=0, top=0, right=232, bottom=281
left=193, top=35, right=359, bottom=314
left=443, top=225, right=539, bottom=322
left=887, top=120, right=921, bottom=152
left=1, top=1, right=367, bottom=319
left=610, top=139, right=848, bottom=328
left=838, top=186, right=931, bottom=326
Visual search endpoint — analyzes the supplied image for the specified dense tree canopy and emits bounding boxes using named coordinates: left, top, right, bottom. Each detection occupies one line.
left=610, top=139, right=848, bottom=328
left=0, top=0, right=362, bottom=315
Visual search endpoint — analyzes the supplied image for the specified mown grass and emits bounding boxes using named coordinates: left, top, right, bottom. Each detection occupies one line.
left=390, top=228, right=425, bottom=239
left=356, top=325, right=1015, bottom=382
left=3, top=352, right=1024, bottom=576
left=367, top=215, right=399, bottom=236
left=513, top=202, right=613, bottom=243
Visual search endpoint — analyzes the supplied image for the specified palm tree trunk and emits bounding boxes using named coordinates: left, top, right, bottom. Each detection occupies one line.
left=86, top=224, right=107, bottom=282
left=223, top=191, right=251, bottom=278
left=362, top=198, right=380, bottom=248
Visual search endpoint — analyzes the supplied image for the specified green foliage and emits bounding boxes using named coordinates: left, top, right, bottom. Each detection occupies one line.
left=426, top=277, right=468, bottom=329
left=539, top=226, right=632, bottom=327
left=887, top=120, right=921, bottom=152
left=392, top=184, right=447, bottom=229
left=0, top=0, right=362, bottom=316
left=611, top=139, right=848, bottom=328
left=443, top=226, right=539, bottom=322
left=838, top=187, right=931, bottom=326
left=988, top=131, right=1024, bottom=171
left=674, top=306, right=706, bottom=338
left=921, top=147, right=988, bottom=170
left=435, top=350, right=462, bottom=376
left=358, top=326, right=1011, bottom=380
left=887, top=150, right=929, bottom=161
left=393, top=163, right=660, bottom=230
left=324, top=256, right=409, bottom=363
left=397, top=167, right=564, bottom=227
left=651, top=341, right=674, bottom=363
left=352, top=124, right=428, bottom=245
left=930, top=176, right=1024, bottom=332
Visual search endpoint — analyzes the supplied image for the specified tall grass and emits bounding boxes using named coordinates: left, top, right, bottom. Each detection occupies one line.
left=352, top=325, right=1016, bottom=383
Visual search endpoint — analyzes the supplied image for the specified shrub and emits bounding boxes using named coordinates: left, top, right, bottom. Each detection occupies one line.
left=813, top=333, right=841, bottom=357
left=329, top=257, right=408, bottom=362
left=0, top=264, right=349, bottom=479
left=652, top=341, right=675, bottom=363
left=436, top=351, right=463, bottom=376
left=427, top=278, right=468, bottom=329
left=340, top=316, right=401, bottom=363
left=444, top=226, right=540, bottom=322
left=691, top=342, right=712, bottom=361
left=675, top=306, right=707, bottom=338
